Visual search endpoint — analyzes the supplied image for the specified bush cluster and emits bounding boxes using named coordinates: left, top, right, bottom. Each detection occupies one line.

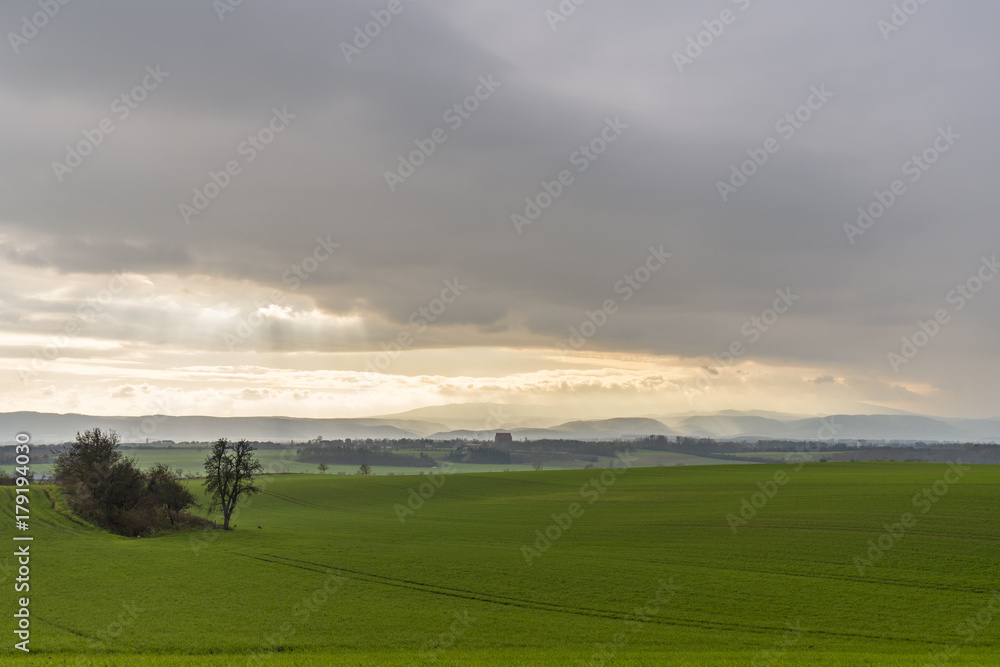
left=52, top=428, right=199, bottom=536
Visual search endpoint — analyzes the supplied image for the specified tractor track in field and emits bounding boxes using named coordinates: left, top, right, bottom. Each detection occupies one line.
left=34, top=615, right=103, bottom=644
left=31, top=513, right=75, bottom=532
left=261, top=489, right=330, bottom=510
left=236, top=553, right=952, bottom=647
left=246, top=552, right=676, bottom=623
left=610, top=554, right=999, bottom=597
left=711, top=521, right=1000, bottom=543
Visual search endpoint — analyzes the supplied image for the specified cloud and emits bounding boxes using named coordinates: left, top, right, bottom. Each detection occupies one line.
left=110, top=385, right=137, bottom=398
left=1, top=0, right=997, bottom=418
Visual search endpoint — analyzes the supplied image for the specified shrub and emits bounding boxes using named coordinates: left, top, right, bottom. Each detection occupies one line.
left=52, top=429, right=198, bottom=536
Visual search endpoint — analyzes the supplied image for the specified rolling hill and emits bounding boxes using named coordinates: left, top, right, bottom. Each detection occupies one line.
left=4, top=463, right=1000, bottom=664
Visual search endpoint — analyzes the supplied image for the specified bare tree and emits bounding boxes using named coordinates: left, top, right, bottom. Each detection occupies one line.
left=318, top=462, right=328, bottom=474
left=203, top=438, right=263, bottom=530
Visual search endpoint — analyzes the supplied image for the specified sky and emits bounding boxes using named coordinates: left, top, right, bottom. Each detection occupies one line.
left=1, top=0, right=998, bottom=421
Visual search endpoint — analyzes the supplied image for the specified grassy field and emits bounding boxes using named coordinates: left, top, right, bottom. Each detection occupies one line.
left=2, top=462, right=999, bottom=664
left=720, top=451, right=849, bottom=463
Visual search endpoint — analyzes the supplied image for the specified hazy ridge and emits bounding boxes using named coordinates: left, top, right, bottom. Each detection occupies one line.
left=3, top=405, right=998, bottom=444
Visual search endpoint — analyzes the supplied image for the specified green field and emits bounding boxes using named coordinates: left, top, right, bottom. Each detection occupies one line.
left=3, top=463, right=999, bottom=665
left=720, top=451, right=848, bottom=463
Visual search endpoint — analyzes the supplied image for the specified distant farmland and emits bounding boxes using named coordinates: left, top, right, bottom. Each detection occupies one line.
left=2, top=445, right=747, bottom=479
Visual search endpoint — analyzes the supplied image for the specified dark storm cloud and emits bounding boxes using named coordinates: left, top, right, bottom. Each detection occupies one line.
left=2, top=0, right=999, bottom=411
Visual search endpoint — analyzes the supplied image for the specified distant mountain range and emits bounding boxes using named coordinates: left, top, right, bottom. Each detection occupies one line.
left=664, top=414, right=983, bottom=442
left=0, top=412, right=444, bottom=445
left=2, top=405, right=998, bottom=445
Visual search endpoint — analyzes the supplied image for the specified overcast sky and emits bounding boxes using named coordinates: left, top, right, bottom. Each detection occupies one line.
left=1, top=0, right=998, bottom=420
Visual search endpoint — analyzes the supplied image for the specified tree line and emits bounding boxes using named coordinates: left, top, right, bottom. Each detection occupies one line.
left=297, top=444, right=436, bottom=467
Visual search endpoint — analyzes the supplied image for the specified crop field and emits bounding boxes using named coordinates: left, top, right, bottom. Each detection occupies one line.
left=3, top=463, right=999, bottom=665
